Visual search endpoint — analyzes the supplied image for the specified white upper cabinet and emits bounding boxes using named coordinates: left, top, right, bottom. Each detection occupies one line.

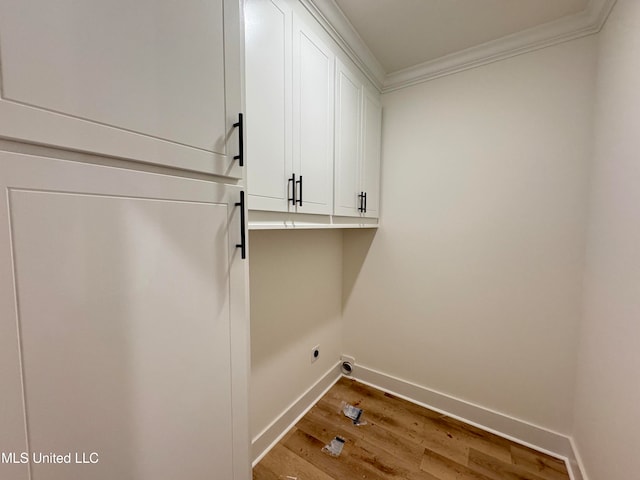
left=335, top=60, right=382, bottom=219
left=0, top=0, right=243, bottom=177
left=246, top=0, right=334, bottom=215
left=245, top=0, right=381, bottom=226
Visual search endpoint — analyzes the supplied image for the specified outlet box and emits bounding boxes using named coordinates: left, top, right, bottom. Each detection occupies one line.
left=311, top=345, right=320, bottom=363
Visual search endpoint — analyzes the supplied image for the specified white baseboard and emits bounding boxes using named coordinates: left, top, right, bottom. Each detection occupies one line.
left=251, top=361, right=342, bottom=466
left=249, top=360, right=586, bottom=480
left=569, top=437, right=590, bottom=480
left=352, top=364, right=585, bottom=480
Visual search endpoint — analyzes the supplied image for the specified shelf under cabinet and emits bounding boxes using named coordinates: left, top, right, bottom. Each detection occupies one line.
left=248, top=210, right=378, bottom=230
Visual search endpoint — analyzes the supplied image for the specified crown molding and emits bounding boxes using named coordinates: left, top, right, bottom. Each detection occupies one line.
left=300, top=0, right=617, bottom=95
left=383, top=0, right=618, bottom=93
left=299, top=0, right=386, bottom=91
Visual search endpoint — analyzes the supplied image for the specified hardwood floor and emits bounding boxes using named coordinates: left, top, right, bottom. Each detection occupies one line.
left=253, top=377, right=570, bottom=480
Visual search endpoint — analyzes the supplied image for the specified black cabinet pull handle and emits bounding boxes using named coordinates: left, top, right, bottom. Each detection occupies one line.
left=288, top=173, right=297, bottom=206
left=364, top=192, right=367, bottom=213
left=296, top=175, right=303, bottom=206
left=357, top=192, right=364, bottom=212
left=233, top=113, right=244, bottom=166
left=235, top=191, right=246, bottom=259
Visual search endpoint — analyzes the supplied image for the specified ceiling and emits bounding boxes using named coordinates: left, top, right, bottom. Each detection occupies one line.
left=333, top=0, right=590, bottom=73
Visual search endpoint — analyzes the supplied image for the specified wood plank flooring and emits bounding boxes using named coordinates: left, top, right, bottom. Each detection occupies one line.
left=253, top=377, right=570, bottom=480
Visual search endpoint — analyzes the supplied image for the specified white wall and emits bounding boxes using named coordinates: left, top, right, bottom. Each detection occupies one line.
left=249, top=230, right=343, bottom=439
left=573, top=0, right=640, bottom=477
left=343, top=37, right=597, bottom=433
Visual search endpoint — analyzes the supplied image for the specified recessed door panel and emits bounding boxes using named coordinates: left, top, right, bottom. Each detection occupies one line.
left=361, top=89, right=382, bottom=218
left=245, top=0, right=292, bottom=211
left=0, top=0, right=242, bottom=176
left=7, top=188, right=233, bottom=480
left=334, top=61, right=362, bottom=217
left=293, top=20, right=334, bottom=215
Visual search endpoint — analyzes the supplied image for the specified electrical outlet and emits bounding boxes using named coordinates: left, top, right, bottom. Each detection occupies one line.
left=311, top=345, right=320, bottom=363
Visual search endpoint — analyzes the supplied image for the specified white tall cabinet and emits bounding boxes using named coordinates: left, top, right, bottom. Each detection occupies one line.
left=246, top=0, right=335, bottom=215
left=0, top=154, right=248, bottom=480
left=0, top=1, right=250, bottom=479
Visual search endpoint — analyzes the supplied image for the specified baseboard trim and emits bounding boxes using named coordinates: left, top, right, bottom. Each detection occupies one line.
left=352, top=364, right=585, bottom=480
left=569, top=437, right=589, bottom=480
left=251, top=361, right=342, bottom=466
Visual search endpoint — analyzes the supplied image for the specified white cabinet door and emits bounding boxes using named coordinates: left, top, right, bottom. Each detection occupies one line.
left=245, top=0, right=292, bottom=212
left=334, top=60, right=362, bottom=217
left=0, top=152, right=249, bottom=480
left=0, top=0, right=242, bottom=178
left=292, top=17, right=334, bottom=215
left=246, top=6, right=335, bottom=216
left=334, top=61, right=382, bottom=219
left=361, top=88, right=382, bottom=218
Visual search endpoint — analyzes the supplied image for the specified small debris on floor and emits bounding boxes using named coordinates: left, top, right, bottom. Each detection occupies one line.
left=280, top=476, right=298, bottom=480
left=341, top=401, right=367, bottom=425
left=322, top=436, right=346, bottom=457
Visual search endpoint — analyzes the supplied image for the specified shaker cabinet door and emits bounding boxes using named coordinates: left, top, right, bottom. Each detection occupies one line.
left=292, top=17, right=335, bottom=215
left=334, top=60, right=362, bottom=217
left=0, top=152, right=248, bottom=480
left=245, top=0, right=293, bottom=212
left=361, top=88, right=382, bottom=218
left=334, top=62, right=382, bottom=220
left=0, top=0, right=242, bottom=177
